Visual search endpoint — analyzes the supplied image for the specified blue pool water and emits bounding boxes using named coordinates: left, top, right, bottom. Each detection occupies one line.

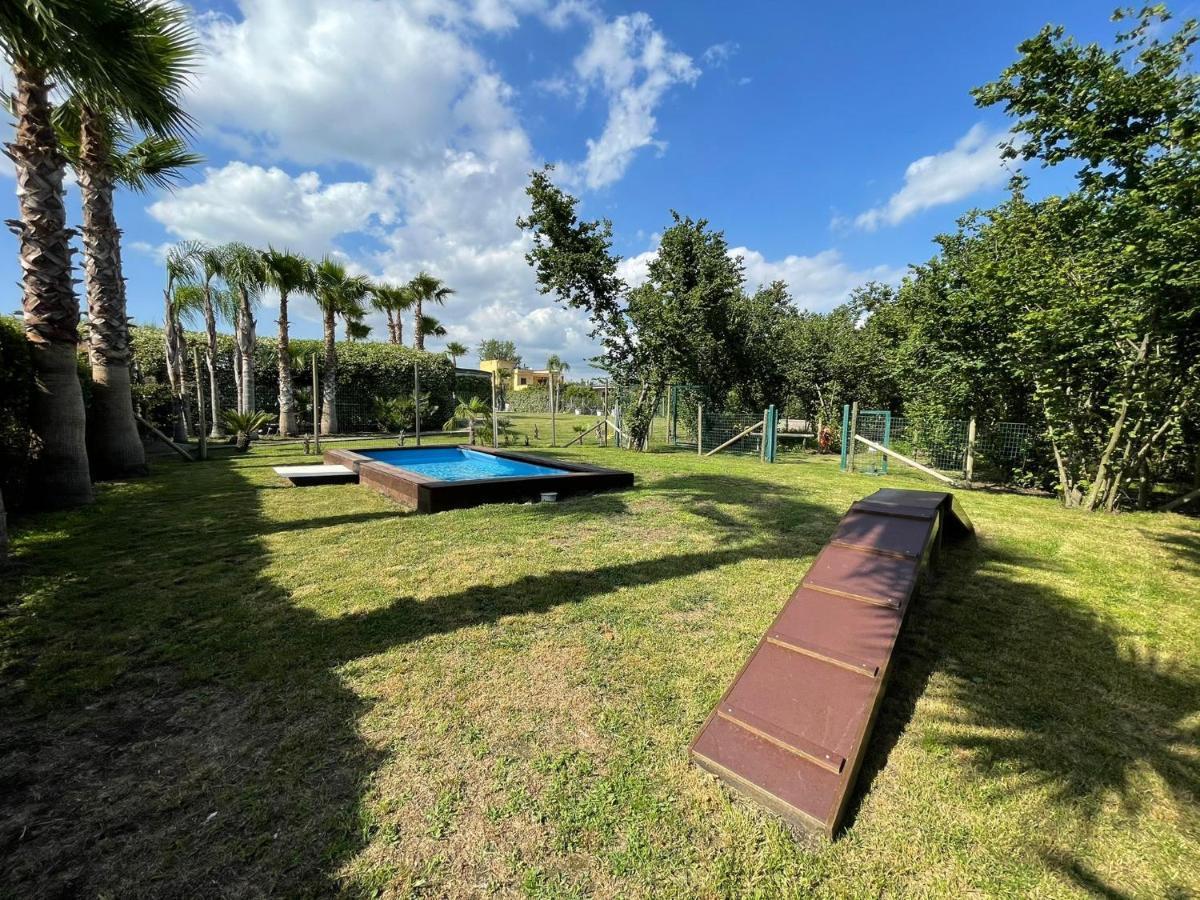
left=358, top=447, right=566, bottom=482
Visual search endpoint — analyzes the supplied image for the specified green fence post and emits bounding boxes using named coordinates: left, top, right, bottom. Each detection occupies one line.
left=840, top=404, right=850, bottom=470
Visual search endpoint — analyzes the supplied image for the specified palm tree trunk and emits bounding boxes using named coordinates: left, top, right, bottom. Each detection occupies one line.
left=78, top=106, right=146, bottom=479
left=237, top=289, right=255, bottom=413
left=231, top=309, right=243, bottom=415
left=5, top=65, right=93, bottom=506
left=202, top=287, right=222, bottom=436
left=320, top=308, right=338, bottom=434
left=277, top=289, right=295, bottom=435
left=414, top=297, right=424, bottom=349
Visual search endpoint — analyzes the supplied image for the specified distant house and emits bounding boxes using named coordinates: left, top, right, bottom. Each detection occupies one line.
left=479, top=358, right=556, bottom=392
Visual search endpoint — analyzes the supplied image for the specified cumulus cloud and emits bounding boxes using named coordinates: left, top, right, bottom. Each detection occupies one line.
left=853, top=124, right=1013, bottom=230
left=147, top=162, right=390, bottom=256
left=572, top=13, right=699, bottom=188
left=621, top=240, right=902, bottom=312
left=702, top=41, right=738, bottom=66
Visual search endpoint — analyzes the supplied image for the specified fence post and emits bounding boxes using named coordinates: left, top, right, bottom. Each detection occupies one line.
left=697, top=404, right=703, bottom=456
left=193, top=348, right=207, bottom=461
left=847, top=402, right=859, bottom=473
left=413, top=363, right=421, bottom=447
left=550, top=371, right=557, bottom=447
left=840, top=404, right=850, bottom=470
left=760, top=408, right=769, bottom=462
left=312, top=354, right=320, bottom=454
left=965, top=416, right=977, bottom=483
left=491, top=372, right=499, bottom=448
left=768, top=404, right=777, bottom=462
left=881, top=411, right=892, bottom=475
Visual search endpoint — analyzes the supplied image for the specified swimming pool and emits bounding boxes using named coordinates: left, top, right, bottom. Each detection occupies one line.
left=324, top=445, right=634, bottom=513
left=356, top=446, right=566, bottom=481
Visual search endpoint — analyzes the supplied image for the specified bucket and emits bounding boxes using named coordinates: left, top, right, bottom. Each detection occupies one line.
left=540, top=492, right=558, bottom=503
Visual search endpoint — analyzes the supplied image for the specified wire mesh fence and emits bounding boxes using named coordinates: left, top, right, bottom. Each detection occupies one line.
left=665, top=385, right=768, bottom=456
left=847, top=406, right=1037, bottom=481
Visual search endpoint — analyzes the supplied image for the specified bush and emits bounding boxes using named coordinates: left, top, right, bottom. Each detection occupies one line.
left=0, top=316, right=34, bottom=508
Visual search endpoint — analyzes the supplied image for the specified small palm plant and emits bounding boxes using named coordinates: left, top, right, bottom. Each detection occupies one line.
left=220, top=409, right=276, bottom=452
left=495, top=416, right=515, bottom=446
left=444, top=396, right=492, bottom=445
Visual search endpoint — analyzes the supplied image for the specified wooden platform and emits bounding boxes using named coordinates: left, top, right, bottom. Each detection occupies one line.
left=689, top=488, right=973, bottom=839
left=272, top=464, right=358, bottom=485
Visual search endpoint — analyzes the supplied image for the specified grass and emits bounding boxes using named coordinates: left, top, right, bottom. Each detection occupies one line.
left=1, top=440, right=1197, bottom=898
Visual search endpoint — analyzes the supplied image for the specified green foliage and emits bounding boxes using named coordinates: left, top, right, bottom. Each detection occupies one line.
left=128, top=325, right=458, bottom=433
left=220, top=409, right=276, bottom=452
left=0, top=317, right=34, bottom=507
left=507, top=386, right=551, bottom=413
left=477, top=338, right=519, bottom=365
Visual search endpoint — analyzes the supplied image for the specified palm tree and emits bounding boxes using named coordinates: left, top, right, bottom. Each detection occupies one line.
left=162, top=242, right=200, bottom=441
left=260, top=248, right=314, bottom=435
left=220, top=409, right=275, bottom=453
left=346, top=320, right=372, bottom=341
left=445, top=341, right=468, bottom=368
left=418, top=314, right=447, bottom=342
left=313, top=257, right=371, bottom=434
left=407, top=272, right=454, bottom=350
left=193, top=243, right=235, bottom=437
left=220, top=243, right=265, bottom=413
left=444, top=395, right=492, bottom=445
left=370, top=282, right=414, bottom=345
left=1, top=0, right=197, bottom=507
left=55, top=104, right=200, bottom=477
left=546, top=354, right=570, bottom=413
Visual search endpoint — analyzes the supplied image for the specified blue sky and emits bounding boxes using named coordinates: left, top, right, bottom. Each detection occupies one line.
left=0, top=0, right=1163, bottom=373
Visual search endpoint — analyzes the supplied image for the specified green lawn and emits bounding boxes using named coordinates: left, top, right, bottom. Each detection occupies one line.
left=1, top=443, right=1197, bottom=897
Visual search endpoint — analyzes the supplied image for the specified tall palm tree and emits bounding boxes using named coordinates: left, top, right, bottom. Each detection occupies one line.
left=445, top=341, right=468, bottom=368
left=55, top=103, right=201, bottom=476
left=260, top=248, right=314, bottom=435
left=193, top=243, right=234, bottom=436
left=162, top=242, right=200, bottom=441
left=313, top=257, right=371, bottom=434
left=1, top=0, right=197, bottom=507
left=370, top=282, right=413, bottom=345
left=546, top=354, right=570, bottom=414
left=407, top=271, right=454, bottom=350
left=345, top=320, right=371, bottom=341
left=220, top=242, right=265, bottom=413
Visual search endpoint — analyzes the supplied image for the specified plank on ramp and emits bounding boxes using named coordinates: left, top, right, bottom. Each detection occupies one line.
left=689, top=488, right=973, bottom=839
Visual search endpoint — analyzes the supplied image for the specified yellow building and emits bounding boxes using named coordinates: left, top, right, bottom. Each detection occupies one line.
left=479, top=358, right=556, bottom=391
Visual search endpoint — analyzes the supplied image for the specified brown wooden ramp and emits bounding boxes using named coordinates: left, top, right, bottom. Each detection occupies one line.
left=689, top=488, right=973, bottom=838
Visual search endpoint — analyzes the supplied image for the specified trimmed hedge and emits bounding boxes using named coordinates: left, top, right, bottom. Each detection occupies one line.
left=129, top=325, right=458, bottom=433
left=0, top=316, right=34, bottom=508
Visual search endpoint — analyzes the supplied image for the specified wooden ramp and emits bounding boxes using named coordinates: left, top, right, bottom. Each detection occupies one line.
left=689, top=488, right=973, bottom=839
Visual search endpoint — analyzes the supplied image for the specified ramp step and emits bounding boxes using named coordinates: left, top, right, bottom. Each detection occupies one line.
left=766, top=631, right=879, bottom=677
left=718, top=704, right=846, bottom=774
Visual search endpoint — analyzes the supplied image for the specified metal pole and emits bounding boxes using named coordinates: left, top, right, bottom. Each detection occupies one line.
left=413, top=363, right=421, bottom=447
left=697, top=403, right=703, bottom=456
left=840, top=404, right=850, bottom=470
left=882, top=411, right=892, bottom=475
left=193, top=348, right=207, bottom=461
left=312, top=353, right=320, bottom=454
left=965, top=416, right=977, bottom=483
left=760, top=409, right=768, bottom=462
left=847, top=402, right=859, bottom=473
left=550, top=370, right=557, bottom=447
left=491, top=370, right=499, bottom=447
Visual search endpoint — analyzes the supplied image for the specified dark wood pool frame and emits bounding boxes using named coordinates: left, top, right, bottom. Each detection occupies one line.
left=323, top=445, right=634, bottom=514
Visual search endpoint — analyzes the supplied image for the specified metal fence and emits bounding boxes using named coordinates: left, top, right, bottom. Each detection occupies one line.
left=846, top=406, right=1037, bottom=482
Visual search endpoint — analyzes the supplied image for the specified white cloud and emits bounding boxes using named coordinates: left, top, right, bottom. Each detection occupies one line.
left=702, top=41, right=738, bottom=66
left=734, top=248, right=903, bottom=310
left=147, top=162, right=390, bottom=256
left=853, top=124, right=1013, bottom=230
left=621, top=240, right=902, bottom=312
left=572, top=13, right=699, bottom=189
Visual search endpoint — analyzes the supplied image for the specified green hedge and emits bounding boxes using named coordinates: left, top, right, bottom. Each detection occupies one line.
left=129, top=325, right=459, bottom=433
left=0, top=316, right=34, bottom=507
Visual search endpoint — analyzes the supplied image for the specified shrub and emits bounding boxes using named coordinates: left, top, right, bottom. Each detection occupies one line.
left=0, top=316, right=34, bottom=508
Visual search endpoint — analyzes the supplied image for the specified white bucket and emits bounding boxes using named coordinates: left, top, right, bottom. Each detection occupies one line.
left=540, top=492, right=558, bottom=503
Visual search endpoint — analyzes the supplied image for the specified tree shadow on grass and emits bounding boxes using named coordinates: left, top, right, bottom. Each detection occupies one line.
left=849, top=529, right=1198, bottom=896
left=0, top=466, right=831, bottom=896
